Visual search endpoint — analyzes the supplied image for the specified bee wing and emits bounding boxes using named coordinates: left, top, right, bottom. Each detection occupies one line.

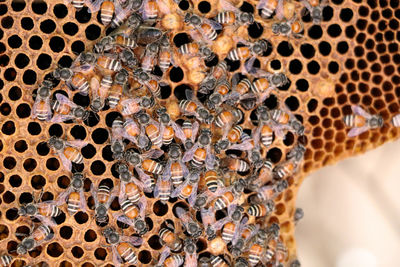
left=50, top=114, right=75, bottom=123
left=72, top=63, right=94, bottom=75
left=347, top=126, right=369, bottom=137
left=212, top=216, right=230, bottom=231
left=114, top=214, right=134, bottom=226
left=182, top=143, right=198, bottom=162
left=219, top=0, right=237, bottom=11
left=132, top=176, right=147, bottom=192
left=86, top=0, right=103, bottom=13
left=135, top=167, right=154, bottom=192
left=300, top=0, right=313, bottom=12
left=244, top=56, right=257, bottom=74
left=57, top=151, right=72, bottom=172
left=171, top=122, right=186, bottom=141
left=188, top=182, right=198, bottom=207
left=122, top=235, right=143, bottom=246
left=205, top=147, right=216, bottom=170
left=181, top=161, right=189, bottom=177
left=161, top=160, right=172, bottom=181
left=352, top=105, right=372, bottom=119
left=232, top=218, right=248, bottom=243
left=90, top=184, right=99, bottom=207
left=228, top=140, right=254, bottom=151
left=119, top=182, right=127, bottom=201
left=157, top=247, right=170, bottom=266
left=79, top=189, right=87, bottom=211
left=55, top=93, right=77, bottom=108
left=252, top=125, right=261, bottom=147
left=35, top=215, right=57, bottom=227
left=138, top=195, right=147, bottom=218
left=156, top=0, right=170, bottom=14
left=185, top=89, right=195, bottom=101
left=256, top=0, right=268, bottom=9
left=56, top=186, right=73, bottom=205
left=275, top=0, right=285, bottom=20
left=111, top=245, right=123, bottom=267
left=66, top=140, right=88, bottom=148
left=90, top=76, right=100, bottom=93
left=191, top=121, right=199, bottom=142
left=206, top=18, right=222, bottom=30
left=144, top=149, right=164, bottom=159
left=175, top=206, right=188, bottom=218
left=200, top=207, right=214, bottom=226
left=171, top=179, right=187, bottom=198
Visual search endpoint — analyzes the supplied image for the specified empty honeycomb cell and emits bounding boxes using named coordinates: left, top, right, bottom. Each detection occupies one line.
left=23, top=69, right=37, bottom=85
left=102, top=146, right=113, bottom=161
left=31, top=175, right=46, bottom=189
left=148, top=235, right=162, bottom=250
left=308, top=25, right=323, bottom=39
left=138, top=250, right=152, bottom=264
left=169, top=67, right=184, bottom=83
left=74, top=211, right=89, bottom=224
left=266, top=147, right=282, bottom=163
left=327, top=24, right=342, bottom=37
left=3, top=191, right=15, bottom=204
left=322, top=118, right=332, bottom=128
left=275, top=203, right=286, bottom=215
left=0, top=4, right=7, bottom=15
left=90, top=160, right=106, bottom=175
left=71, top=246, right=84, bottom=258
left=28, top=122, right=41, bottom=135
left=0, top=55, right=9, bottom=67
left=388, top=43, right=398, bottom=52
left=14, top=140, right=28, bottom=153
left=21, top=16, right=34, bottom=31
left=47, top=242, right=64, bottom=257
left=1, top=16, right=14, bottom=29
left=289, top=59, right=302, bottom=74
left=40, top=19, right=57, bottom=34
left=307, top=61, right=320, bottom=74
left=153, top=200, right=169, bottom=216
left=84, top=229, right=97, bottom=242
left=15, top=53, right=31, bottom=69
left=356, top=32, right=367, bottom=44
left=15, top=226, right=29, bottom=241
left=19, top=192, right=34, bottom=204
left=32, top=0, right=47, bottom=14
left=50, top=36, right=65, bottom=53
left=23, top=158, right=37, bottom=172
left=0, top=103, right=12, bottom=116
left=2, top=121, right=15, bottom=135
left=5, top=208, right=18, bottom=221
left=247, top=22, right=263, bottom=38
left=37, top=54, right=52, bottom=70
left=340, top=8, right=354, bottom=21
left=16, top=103, right=31, bottom=118
left=198, top=1, right=211, bottom=13
left=277, top=41, right=293, bottom=57
left=48, top=123, right=63, bottom=137
left=94, top=248, right=107, bottom=260
left=318, top=41, right=332, bottom=56
left=63, top=22, right=79, bottom=36
left=46, top=158, right=60, bottom=171
left=4, top=68, right=17, bottom=81
left=29, top=35, right=43, bottom=50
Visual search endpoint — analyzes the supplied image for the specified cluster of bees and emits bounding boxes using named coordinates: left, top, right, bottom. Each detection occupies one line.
left=2, top=0, right=376, bottom=266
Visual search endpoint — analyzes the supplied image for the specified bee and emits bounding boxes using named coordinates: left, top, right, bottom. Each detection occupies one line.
left=16, top=224, right=54, bottom=255
left=178, top=42, right=215, bottom=62
left=136, top=111, right=163, bottom=148
left=133, top=69, right=161, bottom=98
left=272, top=145, right=305, bottom=179
left=17, top=190, right=61, bottom=227
left=124, top=148, right=164, bottom=190
left=272, top=17, right=304, bottom=38
left=221, top=206, right=247, bottom=243
left=51, top=93, right=90, bottom=123
left=119, top=48, right=139, bottom=69
left=158, top=34, right=174, bottom=73
left=0, top=255, right=12, bottom=267
left=269, top=106, right=305, bottom=136
left=117, top=163, right=150, bottom=201
left=157, top=108, right=186, bottom=146
left=247, top=201, right=275, bottom=217
left=222, top=156, right=250, bottom=173
left=88, top=0, right=127, bottom=26
left=234, top=258, right=249, bottom=267
left=211, top=179, right=246, bottom=211
left=231, top=224, right=260, bottom=256
left=228, top=38, right=269, bottom=63
left=343, top=105, right=384, bottom=137
left=111, top=2, right=143, bottom=29
left=216, top=0, right=254, bottom=26
left=141, top=42, right=159, bottom=73
left=48, top=136, right=86, bottom=172
left=206, top=78, right=232, bottom=110
left=203, top=169, right=224, bottom=193
left=178, top=120, right=199, bottom=150
left=56, top=172, right=87, bottom=215
left=274, top=241, right=288, bottom=264
left=102, top=227, right=142, bottom=266
left=108, top=70, right=129, bottom=108
left=32, top=80, right=53, bottom=121
left=114, top=34, right=137, bottom=49
left=97, top=53, right=122, bottom=73
left=294, top=207, right=304, bottom=224
left=111, top=117, right=125, bottom=160
left=156, top=247, right=185, bottom=267
left=114, top=197, right=148, bottom=235
left=90, top=74, right=112, bottom=112
left=53, top=67, right=90, bottom=96
left=159, top=225, right=183, bottom=251
left=66, top=0, right=86, bottom=10
left=257, top=0, right=282, bottom=19
left=391, top=113, right=400, bottom=127
left=171, top=168, right=200, bottom=206
left=215, top=125, right=247, bottom=153
left=183, top=238, right=198, bottom=267
left=214, top=108, right=243, bottom=133
left=175, top=207, right=203, bottom=238
left=257, top=180, right=288, bottom=202
left=162, top=143, right=188, bottom=186
left=210, top=255, right=229, bottom=267
left=91, top=183, right=116, bottom=224
left=183, top=128, right=215, bottom=169
left=179, top=89, right=213, bottom=123
left=120, top=118, right=141, bottom=145
left=184, top=12, right=222, bottom=41
left=118, top=98, right=142, bottom=117
left=200, top=207, right=226, bottom=240
left=301, top=0, right=329, bottom=24
left=111, top=12, right=143, bottom=37
left=136, top=25, right=164, bottom=45
left=141, top=0, right=170, bottom=21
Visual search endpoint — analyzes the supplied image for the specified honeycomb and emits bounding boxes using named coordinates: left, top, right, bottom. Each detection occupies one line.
left=0, top=0, right=399, bottom=266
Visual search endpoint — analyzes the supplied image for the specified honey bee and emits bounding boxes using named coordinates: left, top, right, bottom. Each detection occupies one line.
left=111, top=2, right=143, bottom=29
left=203, top=169, right=224, bottom=193
left=16, top=224, right=54, bottom=255
left=56, top=172, right=87, bottom=215
left=183, top=128, right=216, bottom=169
left=157, top=108, right=186, bottom=145
left=136, top=111, right=163, bottom=148
left=343, top=105, right=383, bottom=137
left=162, top=143, right=189, bottom=186
left=210, top=255, right=229, bottom=267
left=301, top=0, right=329, bottom=24
left=159, top=224, right=183, bottom=251
left=108, top=70, right=129, bottom=108
left=0, top=255, right=12, bottom=267
left=175, top=207, right=203, bottom=238
left=88, top=0, right=129, bottom=26
left=111, top=117, right=125, bottom=160
left=178, top=42, right=215, bottom=62
left=391, top=113, right=400, bottom=127
left=94, top=36, right=115, bottom=53
left=102, top=227, right=142, bottom=266
left=246, top=230, right=269, bottom=266
left=183, top=238, right=198, bottom=267
left=114, top=197, right=148, bottom=235
left=97, top=53, right=122, bottom=73
left=223, top=74, right=252, bottom=105
left=269, top=106, right=305, bottom=136
left=158, top=34, right=175, bottom=73
left=141, top=0, right=170, bottom=21
left=247, top=201, right=275, bottom=217
left=171, top=168, right=200, bottom=206
left=119, top=48, right=139, bottom=69
left=179, top=89, right=213, bottom=123
left=117, top=163, right=151, bottom=200
left=90, top=74, right=112, bottom=112
left=221, top=206, right=247, bottom=243
left=91, top=183, right=116, bottom=224
left=200, top=207, right=225, bottom=240
left=178, top=120, right=199, bottom=150
left=184, top=12, right=222, bottom=42
left=32, top=80, right=53, bottom=121
left=133, top=69, right=161, bottom=98
left=272, top=17, right=304, bottom=38
left=257, top=180, right=288, bottom=202
left=156, top=247, right=185, bottom=267
left=222, top=156, right=250, bottom=173
left=211, top=179, right=246, bottom=211
left=17, top=190, right=61, bottom=227
left=215, top=125, right=251, bottom=153
left=214, top=108, right=243, bottom=134
left=66, top=0, right=86, bottom=10
left=294, top=207, right=304, bottom=224
left=53, top=66, right=90, bottom=96
left=118, top=97, right=142, bottom=116
left=141, top=42, right=159, bottom=73
left=216, top=0, right=254, bottom=27
left=231, top=224, right=260, bottom=256
left=48, top=136, right=87, bottom=172
left=120, top=117, right=141, bottom=145
left=110, top=12, right=143, bottom=38
left=257, top=0, right=282, bottom=19
left=227, top=38, right=268, bottom=65
left=51, top=93, right=90, bottom=123
left=124, top=148, right=163, bottom=190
